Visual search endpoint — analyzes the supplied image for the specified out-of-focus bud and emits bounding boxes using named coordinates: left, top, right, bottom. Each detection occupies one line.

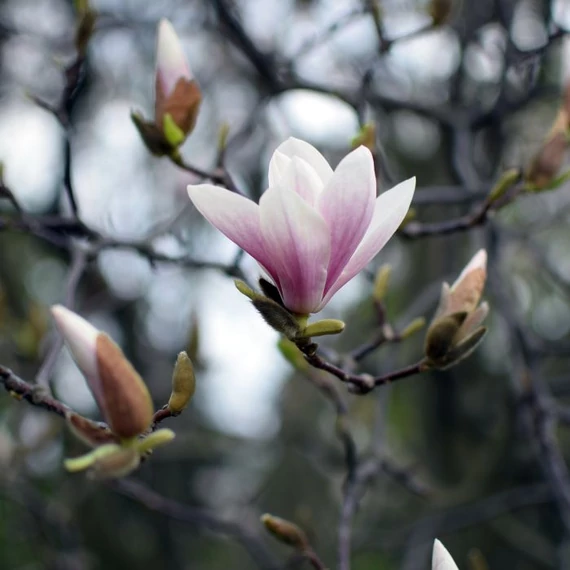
left=351, top=122, right=376, bottom=153
left=525, top=86, right=570, bottom=190
left=373, top=264, right=392, bottom=303
left=261, top=514, right=309, bottom=551
left=155, top=19, right=201, bottom=144
left=487, top=168, right=521, bottom=203
left=167, top=351, right=196, bottom=414
left=277, top=338, right=308, bottom=370
left=51, top=305, right=153, bottom=439
left=132, top=19, right=201, bottom=155
left=424, top=250, right=488, bottom=369
left=428, top=0, right=453, bottom=26
left=526, top=131, right=568, bottom=190
left=400, top=316, right=426, bottom=339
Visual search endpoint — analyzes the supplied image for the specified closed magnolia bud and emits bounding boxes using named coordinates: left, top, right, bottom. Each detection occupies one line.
left=373, top=264, right=391, bottom=302
left=252, top=297, right=302, bottom=339
left=51, top=306, right=153, bottom=439
left=487, top=168, right=521, bottom=203
left=400, top=316, right=426, bottom=339
left=526, top=131, right=568, bottom=190
left=135, top=428, right=176, bottom=455
left=351, top=122, right=376, bottom=153
left=300, top=318, right=345, bottom=339
left=167, top=351, right=196, bottom=414
left=261, top=514, right=309, bottom=551
left=424, top=312, right=467, bottom=363
left=155, top=19, right=201, bottom=143
left=277, top=338, right=308, bottom=370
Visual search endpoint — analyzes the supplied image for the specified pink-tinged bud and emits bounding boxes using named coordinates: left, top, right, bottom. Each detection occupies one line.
left=425, top=250, right=488, bottom=369
left=154, top=19, right=201, bottom=140
left=432, top=539, right=459, bottom=570
left=51, top=306, right=153, bottom=439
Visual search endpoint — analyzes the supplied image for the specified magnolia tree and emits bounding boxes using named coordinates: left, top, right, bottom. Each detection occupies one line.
left=1, top=1, right=570, bottom=569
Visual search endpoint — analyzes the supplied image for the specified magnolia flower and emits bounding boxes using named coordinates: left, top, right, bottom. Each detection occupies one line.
left=188, top=138, right=415, bottom=314
left=424, top=249, right=488, bottom=368
left=51, top=306, right=174, bottom=477
left=432, top=540, right=459, bottom=570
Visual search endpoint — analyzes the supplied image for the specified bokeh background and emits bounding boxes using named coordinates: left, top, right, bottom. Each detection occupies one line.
left=1, top=0, right=570, bottom=568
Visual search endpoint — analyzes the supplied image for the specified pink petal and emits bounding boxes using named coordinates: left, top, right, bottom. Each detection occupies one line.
left=432, top=540, right=459, bottom=570
left=187, top=184, right=278, bottom=282
left=318, top=146, right=376, bottom=290
left=271, top=137, right=333, bottom=186
left=318, top=177, right=415, bottom=310
left=259, top=185, right=330, bottom=313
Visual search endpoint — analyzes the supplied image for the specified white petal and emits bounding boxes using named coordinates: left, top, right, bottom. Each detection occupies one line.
left=51, top=305, right=101, bottom=401
left=156, top=19, right=192, bottom=96
left=432, top=540, right=459, bottom=570
left=318, top=177, right=415, bottom=310
left=268, top=151, right=291, bottom=188
left=318, top=146, right=376, bottom=290
left=272, top=137, right=333, bottom=185
left=187, top=184, right=278, bottom=281
left=259, top=185, right=330, bottom=313
left=278, top=155, right=324, bottom=206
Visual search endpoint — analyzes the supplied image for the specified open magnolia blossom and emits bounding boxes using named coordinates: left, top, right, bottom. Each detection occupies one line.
left=424, top=249, right=488, bottom=368
left=187, top=137, right=415, bottom=314
left=51, top=305, right=174, bottom=477
left=432, top=540, right=459, bottom=570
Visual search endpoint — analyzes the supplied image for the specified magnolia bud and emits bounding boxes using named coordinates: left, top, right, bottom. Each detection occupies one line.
left=425, top=312, right=467, bottom=362
left=252, top=297, right=301, bottom=339
left=51, top=306, right=153, bottom=439
left=351, top=123, right=376, bottom=152
left=135, top=428, right=176, bottom=455
left=277, top=338, right=308, bottom=370
left=400, top=316, right=426, bottom=339
left=373, top=264, right=391, bottom=302
left=526, top=132, right=568, bottom=190
left=487, top=168, right=521, bottom=203
left=261, top=514, right=309, bottom=551
left=167, top=352, right=196, bottom=414
left=299, top=319, right=345, bottom=339
left=155, top=20, right=201, bottom=143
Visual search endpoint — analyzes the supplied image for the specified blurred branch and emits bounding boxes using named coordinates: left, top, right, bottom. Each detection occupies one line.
left=112, top=478, right=279, bottom=569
